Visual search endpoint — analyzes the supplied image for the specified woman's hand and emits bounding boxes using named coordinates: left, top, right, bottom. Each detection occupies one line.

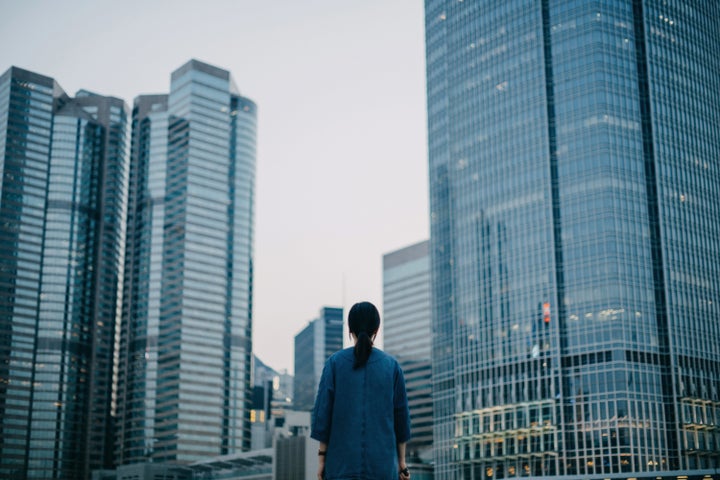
left=317, top=443, right=327, bottom=480
left=397, top=442, right=409, bottom=479
left=317, top=442, right=328, bottom=479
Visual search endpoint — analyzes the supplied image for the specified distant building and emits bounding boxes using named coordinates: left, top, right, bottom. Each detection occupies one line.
left=251, top=381, right=274, bottom=450
left=383, top=240, right=434, bottom=467
left=293, top=307, right=343, bottom=411
left=0, top=66, right=130, bottom=479
left=254, top=355, right=277, bottom=387
left=271, top=369, right=294, bottom=411
left=92, top=412, right=315, bottom=480
left=92, top=449, right=273, bottom=480
left=273, top=411, right=320, bottom=480
left=92, top=463, right=191, bottom=480
left=253, top=355, right=293, bottom=408
left=115, top=59, right=257, bottom=464
left=426, top=0, right=720, bottom=477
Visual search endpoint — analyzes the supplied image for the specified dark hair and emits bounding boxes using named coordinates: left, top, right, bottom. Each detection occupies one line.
left=348, top=301, right=381, bottom=369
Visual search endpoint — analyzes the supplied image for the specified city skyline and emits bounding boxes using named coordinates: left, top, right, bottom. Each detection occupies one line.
left=0, top=0, right=429, bottom=374
left=2, top=2, right=719, bottom=479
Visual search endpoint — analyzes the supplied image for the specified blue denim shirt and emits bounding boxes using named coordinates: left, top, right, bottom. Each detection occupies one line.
left=311, top=347, right=411, bottom=480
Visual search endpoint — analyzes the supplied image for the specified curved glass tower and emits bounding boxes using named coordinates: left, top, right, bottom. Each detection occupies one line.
left=425, top=1, right=720, bottom=478
left=0, top=67, right=130, bottom=479
left=116, top=60, right=257, bottom=464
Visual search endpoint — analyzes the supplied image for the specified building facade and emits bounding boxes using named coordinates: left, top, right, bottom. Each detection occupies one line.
left=116, top=60, right=257, bottom=464
left=425, top=1, right=720, bottom=478
left=93, top=449, right=273, bottom=480
left=0, top=67, right=130, bottom=479
left=382, top=240, right=434, bottom=464
left=292, top=307, right=343, bottom=411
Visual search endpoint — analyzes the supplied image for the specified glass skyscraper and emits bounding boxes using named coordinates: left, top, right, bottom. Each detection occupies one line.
left=0, top=67, right=129, bottom=479
left=293, top=307, right=344, bottom=411
left=425, top=1, right=719, bottom=478
left=383, top=240, right=434, bottom=465
left=115, top=60, right=257, bottom=464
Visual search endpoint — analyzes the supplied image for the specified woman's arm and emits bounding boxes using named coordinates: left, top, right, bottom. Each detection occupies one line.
left=312, top=360, right=334, bottom=479
left=394, top=362, right=411, bottom=479
left=397, top=442, right=409, bottom=479
left=317, top=441, right=328, bottom=480
left=311, top=360, right=335, bottom=443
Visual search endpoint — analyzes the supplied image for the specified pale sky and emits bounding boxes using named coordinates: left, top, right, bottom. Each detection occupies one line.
left=0, top=0, right=429, bottom=373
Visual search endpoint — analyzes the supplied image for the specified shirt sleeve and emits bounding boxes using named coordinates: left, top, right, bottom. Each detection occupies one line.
left=393, top=362, right=411, bottom=444
left=310, top=357, right=335, bottom=443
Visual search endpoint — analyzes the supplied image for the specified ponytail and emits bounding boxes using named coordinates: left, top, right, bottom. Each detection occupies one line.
left=348, top=301, right=381, bottom=370
left=353, top=331, right=373, bottom=369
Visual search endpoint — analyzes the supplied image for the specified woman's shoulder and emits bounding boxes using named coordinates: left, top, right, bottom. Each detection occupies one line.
left=367, top=348, right=401, bottom=367
left=328, top=346, right=355, bottom=365
left=327, top=347, right=402, bottom=371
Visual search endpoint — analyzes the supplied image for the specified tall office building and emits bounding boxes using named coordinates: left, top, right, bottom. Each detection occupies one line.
left=293, top=307, right=343, bottom=411
left=383, top=240, right=434, bottom=463
left=0, top=67, right=129, bottom=479
left=116, top=60, right=257, bottom=464
left=426, top=1, right=719, bottom=478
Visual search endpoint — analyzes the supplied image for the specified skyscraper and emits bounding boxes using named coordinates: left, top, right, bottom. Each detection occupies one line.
left=293, top=307, right=344, bottom=411
left=116, top=60, right=257, bottom=464
left=0, top=67, right=129, bottom=479
left=425, top=1, right=719, bottom=478
left=382, top=240, right=434, bottom=464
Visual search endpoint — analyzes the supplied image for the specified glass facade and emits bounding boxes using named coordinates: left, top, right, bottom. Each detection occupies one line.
left=115, top=94, right=169, bottom=464
left=293, top=307, right=344, bottom=411
left=425, top=1, right=719, bottom=478
left=0, top=67, right=129, bottom=479
left=383, top=240, right=434, bottom=463
left=116, top=60, right=257, bottom=464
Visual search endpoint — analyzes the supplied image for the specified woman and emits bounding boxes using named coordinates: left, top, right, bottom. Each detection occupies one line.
left=311, top=301, right=411, bottom=480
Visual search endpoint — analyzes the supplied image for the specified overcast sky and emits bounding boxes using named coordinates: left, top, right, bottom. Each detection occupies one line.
left=0, top=0, right=429, bottom=373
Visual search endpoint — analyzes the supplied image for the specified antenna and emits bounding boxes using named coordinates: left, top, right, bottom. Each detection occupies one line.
left=341, top=273, right=346, bottom=310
